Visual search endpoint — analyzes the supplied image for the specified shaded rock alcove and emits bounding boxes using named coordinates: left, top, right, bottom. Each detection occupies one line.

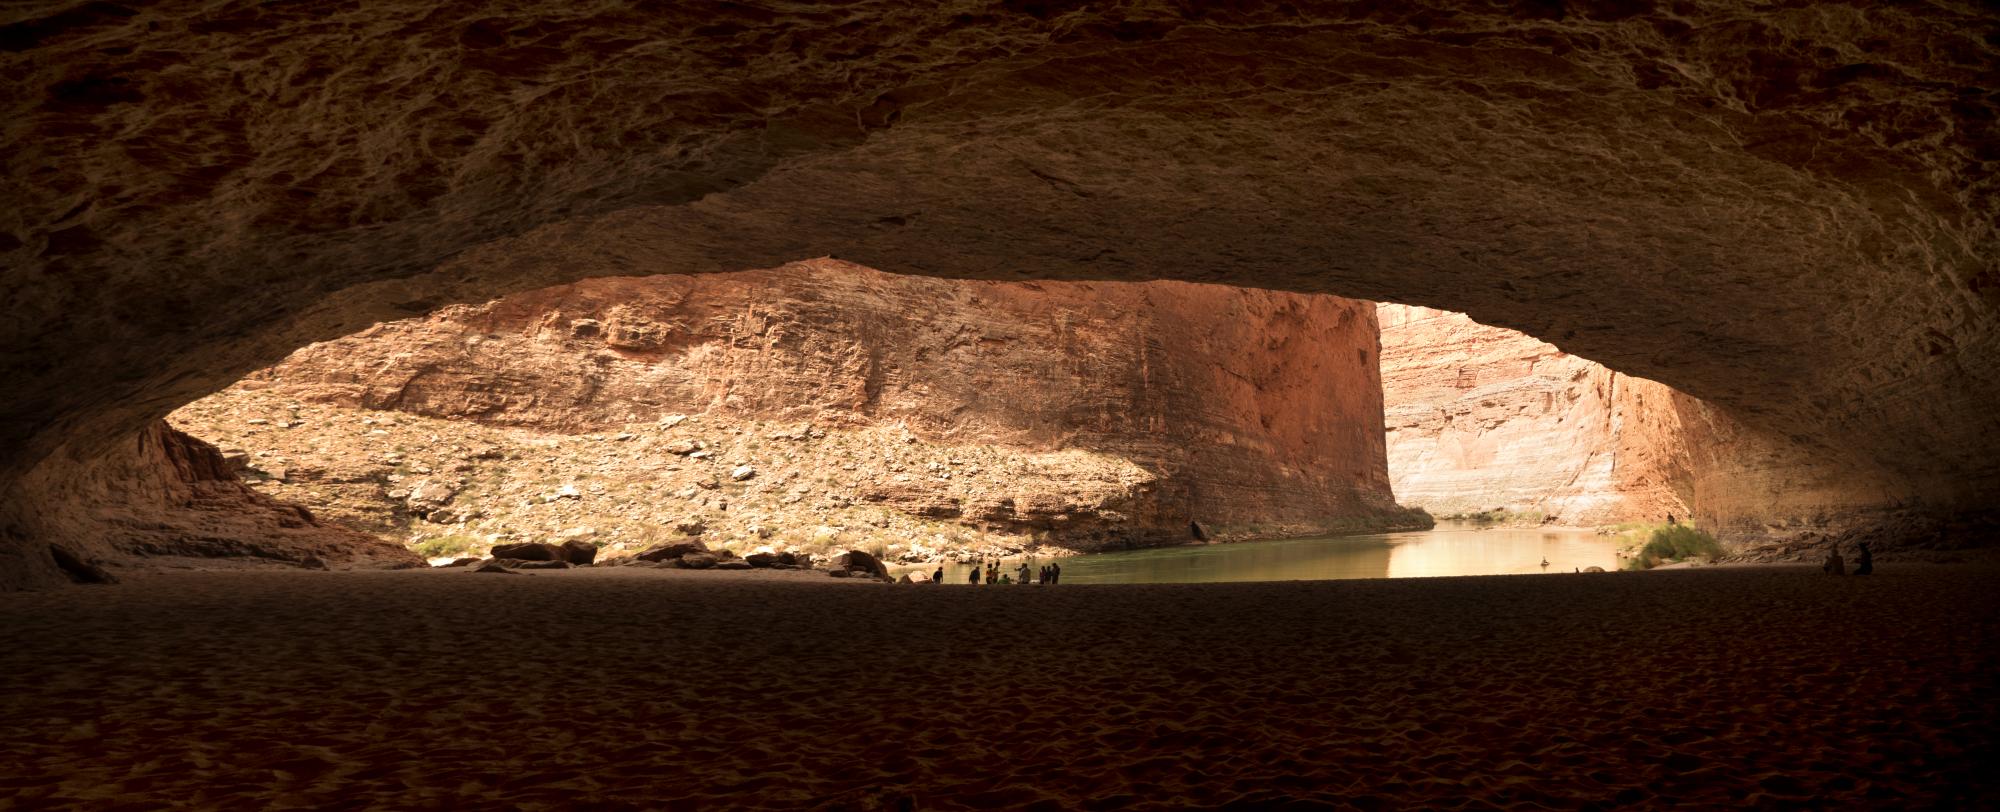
left=3, top=2, right=1996, bottom=588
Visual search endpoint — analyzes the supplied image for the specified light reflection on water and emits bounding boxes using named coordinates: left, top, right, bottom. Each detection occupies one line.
left=905, top=523, right=1619, bottom=585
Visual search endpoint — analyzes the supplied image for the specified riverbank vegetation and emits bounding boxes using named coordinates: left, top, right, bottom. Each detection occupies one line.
left=1618, top=523, right=1725, bottom=570
left=1439, top=508, right=1547, bottom=527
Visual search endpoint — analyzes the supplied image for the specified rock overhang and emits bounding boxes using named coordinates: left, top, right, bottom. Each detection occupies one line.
left=2, top=1, right=1997, bottom=588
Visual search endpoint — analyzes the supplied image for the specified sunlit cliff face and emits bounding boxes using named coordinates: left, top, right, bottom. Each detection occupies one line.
left=3, top=2, right=1996, bottom=587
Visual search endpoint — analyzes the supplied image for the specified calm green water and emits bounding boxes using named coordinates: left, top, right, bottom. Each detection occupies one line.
left=907, top=523, right=1618, bottom=585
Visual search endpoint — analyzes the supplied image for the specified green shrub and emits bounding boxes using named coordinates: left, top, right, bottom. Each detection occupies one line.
left=413, top=534, right=482, bottom=560
left=1628, top=525, right=1724, bottom=570
left=1441, top=508, right=1544, bottom=526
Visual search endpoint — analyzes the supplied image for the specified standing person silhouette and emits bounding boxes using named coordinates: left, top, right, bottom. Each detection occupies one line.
left=933, top=565, right=944, bottom=584
left=1853, top=542, right=1874, bottom=576
left=1051, top=562, right=1062, bottom=584
left=1823, top=546, right=1846, bottom=576
left=968, top=565, right=981, bottom=584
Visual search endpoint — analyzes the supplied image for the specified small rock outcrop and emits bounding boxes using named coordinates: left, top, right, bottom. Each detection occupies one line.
left=2, top=421, right=423, bottom=581
left=490, top=543, right=564, bottom=562
left=559, top=539, right=597, bottom=566
left=837, top=550, right=891, bottom=580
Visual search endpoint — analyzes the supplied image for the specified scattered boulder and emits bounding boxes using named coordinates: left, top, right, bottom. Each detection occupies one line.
left=473, top=560, right=518, bottom=574
left=836, top=550, right=890, bottom=580
left=745, top=552, right=781, bottom=568
left=636, top=540, right=709, bottom=562
left=680, top=552, right=720, bottom=569
left=715, top=560, right=753, bottom=570
left=427, top=505, right=482, bottom=524
left=559, top=539, right=598, bottom=566
left=440, top=557, right=482, bottom=568
left=404, top=478, right=460, bottom=513
left=730, top=465, right=757, bottom=481
left=491, top=542, right=563, bottom=562
left=674, top=518, right=707, bottom=536
left=298, top=555, right=329, bottom=571
left=827, top=569, right=855, bottom=578
left=513, top=560, right=572, bottom=570
left=664, top=438, right=702, bottom=455
left=543, top=484, right=583, bottom=502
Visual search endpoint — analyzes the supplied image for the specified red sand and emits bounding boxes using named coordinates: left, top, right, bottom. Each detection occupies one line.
left=2, top=564, right=1995, bottom=809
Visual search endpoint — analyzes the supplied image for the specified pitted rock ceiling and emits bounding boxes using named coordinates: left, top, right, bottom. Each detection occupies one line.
left=3, top=2, right=1997, bottom=586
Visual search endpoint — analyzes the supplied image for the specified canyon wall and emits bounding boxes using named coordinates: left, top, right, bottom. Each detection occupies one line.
left=1379, top=304, right=1993, bottom=557
left=170, top=260, right=1420, bottom=559
left=1378, top=304, right=1690, bottom=527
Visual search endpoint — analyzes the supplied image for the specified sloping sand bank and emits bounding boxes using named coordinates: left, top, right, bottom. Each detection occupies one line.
left=3, top=565, right=1995, bottom=809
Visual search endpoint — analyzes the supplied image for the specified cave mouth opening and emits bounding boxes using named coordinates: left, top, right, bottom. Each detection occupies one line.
left=146, top=258, right=1713, bottom=579
left=160, top=258, right=1434, bottom=575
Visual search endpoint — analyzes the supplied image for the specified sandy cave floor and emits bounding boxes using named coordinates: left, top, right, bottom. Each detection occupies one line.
left=1, top=565, right=1996, bottom=810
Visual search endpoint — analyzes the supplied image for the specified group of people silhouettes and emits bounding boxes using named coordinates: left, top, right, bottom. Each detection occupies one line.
left=957, top=557, right=1060, bottom=585
left=1822, top=541, right=1874, bottom=576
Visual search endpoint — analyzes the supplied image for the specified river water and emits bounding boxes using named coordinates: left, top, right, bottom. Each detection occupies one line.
left=912, top=523, right=1619, bottom=585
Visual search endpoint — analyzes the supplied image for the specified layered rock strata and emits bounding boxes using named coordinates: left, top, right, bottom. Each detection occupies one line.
left=1378, top=304, right=1690, bottom=527
left=167, top=260, right=1421, bottom=561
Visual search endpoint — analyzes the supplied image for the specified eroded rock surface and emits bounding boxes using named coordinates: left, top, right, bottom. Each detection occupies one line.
left=171, top=260, right=1421, bottom=562
left=3, top=2, right=1997, bottom=586
left=1379, top=304, right=1690, bottom=527
left=3, top=421, right=422, bottom=582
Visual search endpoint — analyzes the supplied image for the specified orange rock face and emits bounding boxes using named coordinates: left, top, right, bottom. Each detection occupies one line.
left=1378, top=305, right=1690, bottom=527
left=201, top=260, right=1423, bottom=551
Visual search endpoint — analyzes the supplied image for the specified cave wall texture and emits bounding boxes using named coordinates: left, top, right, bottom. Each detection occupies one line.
left=3, top=1, right=1996, bottom=587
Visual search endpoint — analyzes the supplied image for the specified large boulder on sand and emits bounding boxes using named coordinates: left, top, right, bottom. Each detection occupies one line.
left=680, top=552, right=720, bottom=569
left=636, top=540, right=709, bottom=563
left=559, top=539, right=598, bottom=566
left=836, top=550, right=890, bottom=580
left=490, top=542, right=563, bottom=562
left=745, top=552, right=780, bottom=568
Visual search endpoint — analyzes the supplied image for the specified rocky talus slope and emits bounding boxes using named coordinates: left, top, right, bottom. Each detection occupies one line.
left=1378, top=304, right=1690, bottom=527
left=171, top=262, right=1425, bottom=564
